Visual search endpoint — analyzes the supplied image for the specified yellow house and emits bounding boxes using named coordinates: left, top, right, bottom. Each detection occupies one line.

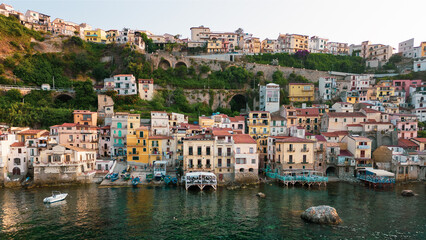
left=375, top=80, right=395, bottom=102
left=127, top=127, right=149, bottom=165
left=288, top=83, right=315, bottom=102
left=207, top=38, right=224, bottom=53
left=199, top=116, right=214, bottom=128
left=342, top=135, right=372, bottom=168
left=106, top=29, right=118, bottom=43
left=127, top=114, right=141, bottom=136
left=84, top=29, right=107, bottom=43
left=182, top=133, right=215, bottom=174
left=247, top=111, right=270, bottom=168
left=271, top=136, right=315, bottom=171
left=421, top=42, right=426, bottom=57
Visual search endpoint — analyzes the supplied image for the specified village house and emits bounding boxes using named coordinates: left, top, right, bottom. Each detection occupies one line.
left=182, top=132, right=215, bottom=174
left=103, top=74, right=137, bottom=96
left=233, top=134, right=258, bottom=182
left=34, top=145, right=96, bottom=184
left=73, top=110, right=97, bottom=126
left=247, top=111, right=270, bottom=169
left=151, top=111, right=170, bottom=136
left=138, top=79, right=154, bottom=101
left=288, top=83, right=315, bottom=102
left=342, top=135, right=372, bottom=169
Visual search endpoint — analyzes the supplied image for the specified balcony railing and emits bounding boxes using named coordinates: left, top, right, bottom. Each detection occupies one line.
left=357, top=163, right=372, bottom=168
left=357, top=145, right=370, bottom=149
left=287, top=148, right=295, bottom=152
left=301, top=148, right=309, bottom=152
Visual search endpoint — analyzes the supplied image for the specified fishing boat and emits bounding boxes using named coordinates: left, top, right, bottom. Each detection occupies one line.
left=132, top=177, right=140, bottom=186
left=146, top=174, right=154, bottom=183
left=164, top=175, right=171, bottom=184
left=43, top=191, right=68, bottom=204
left=110, top=173, right=119, bottom=182
left=171, top=177, right=178, bottom=185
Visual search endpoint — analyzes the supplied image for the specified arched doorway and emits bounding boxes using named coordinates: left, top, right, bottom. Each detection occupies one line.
left=158, top=59, right=171, bottom=70
left=54, top=93, right=74, bottom=107
left=326, top=166, right=337, bottom=176
left=12, top=167, right=21, bottom=175
left=175, top=62, right=187, bottom=68
left=229, top=94, right=247, bottom=112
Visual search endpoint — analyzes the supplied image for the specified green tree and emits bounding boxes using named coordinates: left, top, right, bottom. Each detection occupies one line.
left=74, top=80, right=97, bottom=109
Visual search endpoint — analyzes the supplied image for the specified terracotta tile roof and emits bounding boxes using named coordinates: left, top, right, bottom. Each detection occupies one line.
left=229, top=116, right=245, bottom=122
left=149, top=135, right=173, bottom=140
left=138, top=79, right=154, bottom=83
left=339, top=150, right=353, bottom=157
left=347, top=124, right=362, bottom=127
left=114, top=74, right=134, bottom=77
left=18, top=129, right=47, bottom=135
left=321, top=131, right=349, bottom=137
left=59, top=123, right=78, bottom=127
left=212, top=129, right=232, bottom=136
left=62, top=145, right=96, bottom=152
left=350, top=136, right=372, bottom=141
left=184, top=134, right=214, bottom=140
left=296, top=108, right=320, bottom=116
left=314, top=135, right=327, bottom=141
left=327, top=112, right=366, bottom=118
left=362, top=108, right=382, bottom=113
left=10, top=142, right=25, bottom=147
left=274, top=137, right=315, bottom=143
left=412, top=138, right=426, bottom=143
left=233, top=134, right=256, bottom=144
left=289, top=83, right=313, bottom=85
left=398, top=138, right=418, bottom=147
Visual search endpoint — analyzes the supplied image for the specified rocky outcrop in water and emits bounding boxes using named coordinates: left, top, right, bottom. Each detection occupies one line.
left=401, top=190, right=415, bottom=197
left=301, top=205, right=342, bottom=225
left=256, top=192, right=266, bottom=198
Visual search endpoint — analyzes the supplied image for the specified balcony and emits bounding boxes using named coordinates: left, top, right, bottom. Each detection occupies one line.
left=301, top=148, right=309, bottom=152
left=129, top=151, right=139, bottom=155
left=287, top=148, right=295, bottom=152
left=357, top=145, right=370, bottom=149
left=356, top=163, right=372, bottom=168
left=113, top=134, right=126, bottom=138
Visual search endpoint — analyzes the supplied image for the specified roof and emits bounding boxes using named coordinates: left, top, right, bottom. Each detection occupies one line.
left=339, top=150, right=353, bottom=157
left=184, top=134, right=214, bottom=140
left=327, top=112, right=366, bottom=118
left=336, top=102, right=353, bottom=105
left=362, top=108, right=382, bottom=113
left=412, top=138, right=426, bottom=143
left=398, top=138, right=418, bottom=148
left=274, top=137, right=315, bottom=143
left=18, top=129, right=46, bottom=135
left=350, top=136, right=372, bottom=142
left=229, top=116, right=245, bottom=122
left=114, top=74, right=134, bottom=77
left=10, top=142, right=25, bottom=147
left=314, top=135, right=326, bottom=141
left=149, top=135, right=173, bottom=140
left=361, top=168, right=395, bottom=177
left=347, top=124, right=363, bottom=127
left=62, top=145, right=97, bottom=152
left=321, top=131, right=348, bottom=137
left=289, top=83, right=313, bottom=85
left=233, top=134, right=256, bottom=144
left=296, top=108, right=320, bottom=116
left=212, top=129, right=232, bottom=136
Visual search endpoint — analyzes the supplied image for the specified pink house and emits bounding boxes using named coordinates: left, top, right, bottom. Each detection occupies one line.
left=390, top=114, right=417, bottom=139
left=393, top=80, right=422, bottom=98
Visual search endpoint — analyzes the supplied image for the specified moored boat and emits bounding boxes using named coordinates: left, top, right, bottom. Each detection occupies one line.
left=43, top=191, right=68, bottom=204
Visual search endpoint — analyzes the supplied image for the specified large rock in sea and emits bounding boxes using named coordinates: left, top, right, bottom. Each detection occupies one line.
left=256, top=192, right=266, bottom=198
left=401, top=190, right=415, bottom=197
left=301, top=206, right=342, bottom=225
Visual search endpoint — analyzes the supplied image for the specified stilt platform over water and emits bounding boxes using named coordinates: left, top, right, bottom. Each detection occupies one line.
left=184, top=172, right=217, bottom=191
left=357, top=168, right=395, bottom=188
left=265, top=169, right=328, bottom=187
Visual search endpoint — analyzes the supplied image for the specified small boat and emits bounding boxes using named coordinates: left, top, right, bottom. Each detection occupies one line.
left=122, top=173, right=131, bottom=181
left=171, top=177, right=178, bottom=185
left=164, top=175, right=171, bottom=184
left=105, top=173, right=111, bottom=179
left=132, top=177, right=140, bottom=186
left=146, top=174, right=153, bottom=183
left=43, top=191, right=68, bottom=204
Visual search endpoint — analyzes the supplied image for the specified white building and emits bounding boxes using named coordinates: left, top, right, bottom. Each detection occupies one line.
left=414, top=59, right=426, bottom=72
left=332, top=102, right=354, bottom=113
left=0, top=133, right=16, bottom=182
left=8, top=142, right=27, bottom=177
left=259, top=83, right=280, bottom=113
left=410, top=85, right=426, bottom=109
left=138, top=79, right=154, bottom=100
left=104, top=74, right=137, bottom=95
left=398, top=38, right=414, bottom=58
left=233, top=134, right=258, bottom=180
left=318, top=77, right=337, bottom=101
left=270, top=112, right=287, bottom=136
left=151, top=111, right=170, bottom=136
left=345, top=75, right=371, bottom=90
left=308, top=36, right=328, bottom=53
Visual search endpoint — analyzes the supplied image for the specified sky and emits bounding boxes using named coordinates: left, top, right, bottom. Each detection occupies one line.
left=4, top=0, right=426, bottom=49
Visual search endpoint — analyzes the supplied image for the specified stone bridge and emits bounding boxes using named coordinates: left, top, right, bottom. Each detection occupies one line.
left=183, top=88, right=248, bottom=111
left=147, top=52, right=192, bottom=70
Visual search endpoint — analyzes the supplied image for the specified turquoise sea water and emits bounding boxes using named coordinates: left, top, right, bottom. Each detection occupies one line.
left=0, top=182, right=425, bottom=239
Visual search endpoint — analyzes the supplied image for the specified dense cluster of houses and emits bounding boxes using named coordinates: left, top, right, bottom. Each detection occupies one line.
left=2, top=72, right=426, bottom=185
left=3, top=3, right=426, bottom=71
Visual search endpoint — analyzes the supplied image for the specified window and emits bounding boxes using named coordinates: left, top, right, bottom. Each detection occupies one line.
left=206, top=147, right=211, bottom=156
left=139, top=131, right=144, bottom=138
left=197, top=146, right=202, bottom=155
left=302, top=155, right=307, bottom=163
left=249, top=147, right=254, bottom=154
left=252, top=159, right=256, bottom=164
left=289, top=155, right=293, bottom=163
left=188, top=147, right=193, bottom=155
left=218, top=148, right=222, bottom=156
left=218, top=159, right=222, bottom=167
left=132, top=156, right=139, bottom=161
left=236, top=148, right=241, bottom=154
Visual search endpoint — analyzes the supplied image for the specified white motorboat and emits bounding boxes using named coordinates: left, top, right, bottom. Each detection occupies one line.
left=43, top=191, right=68, bottom=203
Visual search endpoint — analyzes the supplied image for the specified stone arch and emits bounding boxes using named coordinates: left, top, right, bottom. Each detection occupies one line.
left=228, top=94, right=247, bottom=112
left=326, top=166, right=337, bottom=176
left=158, top=59, right=171, bottom=70
left=175, top=61, right=187, bottom=68
left=12, top=167, right=21, bottom=175
left=54, top=93, right=75, bottom=103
